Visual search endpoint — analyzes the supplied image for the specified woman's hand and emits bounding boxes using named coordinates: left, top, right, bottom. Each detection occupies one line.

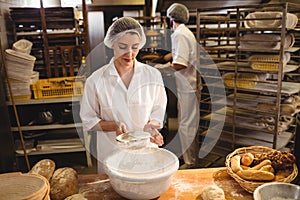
left=116, top=122, right=128, bottom=136
left=143, top=120, right=164, bottom=146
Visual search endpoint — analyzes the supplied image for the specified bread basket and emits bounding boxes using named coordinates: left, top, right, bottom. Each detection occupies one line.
left=225, top=146, right=298, bottom=193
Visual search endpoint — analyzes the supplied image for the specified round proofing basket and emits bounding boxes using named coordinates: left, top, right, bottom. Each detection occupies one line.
left=0, top=172, right=50, bottom=200
left=225, top=146, right=298, bottom=193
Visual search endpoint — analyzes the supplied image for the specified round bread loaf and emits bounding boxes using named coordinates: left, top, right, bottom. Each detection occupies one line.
left=241, top=153, right=254, bottom=166
left=50, top=167, right=78, bottom=200
left=28, top=159, right=55, bottom=181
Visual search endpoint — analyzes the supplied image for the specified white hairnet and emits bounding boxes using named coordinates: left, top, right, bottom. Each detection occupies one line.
left=167, top=3, right=189, bottom=24
left=104, top=17, right=146, bottom=49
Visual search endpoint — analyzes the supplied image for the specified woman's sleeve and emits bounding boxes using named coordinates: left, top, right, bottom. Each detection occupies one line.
left=80, top=78, right=101, bottom=131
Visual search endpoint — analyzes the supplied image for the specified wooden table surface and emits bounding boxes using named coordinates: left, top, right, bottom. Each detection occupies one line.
left=78, top=167, right=253, bottom=200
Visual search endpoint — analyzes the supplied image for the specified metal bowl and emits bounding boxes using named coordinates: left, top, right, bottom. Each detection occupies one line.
left=253, top=182, right=300, bottom=200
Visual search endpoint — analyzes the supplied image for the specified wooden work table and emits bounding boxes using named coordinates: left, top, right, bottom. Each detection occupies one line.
left=78, top=167, right=253, bottom=200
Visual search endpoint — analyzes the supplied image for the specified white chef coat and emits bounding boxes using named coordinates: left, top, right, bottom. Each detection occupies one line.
left=171, top=23, right=200, bottom=165
left=80, top=59, right=167, bottom=172
left=171, top=24, right=198, bottom=93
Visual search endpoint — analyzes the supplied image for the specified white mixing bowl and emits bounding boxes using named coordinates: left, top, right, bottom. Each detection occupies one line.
left=104, top=147, right=179, bottom=200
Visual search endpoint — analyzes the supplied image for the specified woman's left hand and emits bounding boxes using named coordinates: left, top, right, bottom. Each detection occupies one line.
left=143, top=121, right=164, bottom=146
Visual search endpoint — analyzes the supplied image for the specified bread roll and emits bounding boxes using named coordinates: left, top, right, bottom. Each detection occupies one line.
left=250, top=159, right=272, bottom=170
left=241, top=153, right=254, bottom=166
left=237, top=169, right=275, bottom=181
left=201, top=185, right=225, bottom=200
left=50, top=167, right=78, bottom=200
left=231, top=155, right=243, bottom=173
left=28, top=159, right=55, bottom=181
left=259, top=165, right=275, bottom=174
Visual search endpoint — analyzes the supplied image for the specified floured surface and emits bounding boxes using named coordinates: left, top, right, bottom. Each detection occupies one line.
left=78, top=168, right=253, bottom=200
left=158, top=168, right=217, bottom=199
left=213, top=169, right=253, bottom=200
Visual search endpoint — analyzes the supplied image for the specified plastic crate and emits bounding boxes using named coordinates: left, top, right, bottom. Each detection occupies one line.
left=31, top=76, right=84, bottom=99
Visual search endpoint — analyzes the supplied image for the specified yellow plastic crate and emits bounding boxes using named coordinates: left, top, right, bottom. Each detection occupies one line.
left=31, top=76, right=84, bottom=99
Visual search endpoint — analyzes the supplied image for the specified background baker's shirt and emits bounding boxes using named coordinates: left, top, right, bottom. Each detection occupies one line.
left=171, top=24, right=198, bottom=93
left=80, top=59, right=167, bottom=167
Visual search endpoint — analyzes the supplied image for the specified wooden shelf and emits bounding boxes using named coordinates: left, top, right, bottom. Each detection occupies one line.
left=6, top=96, right=81, bottom=105
left=11, top=123, right=82, bottom=131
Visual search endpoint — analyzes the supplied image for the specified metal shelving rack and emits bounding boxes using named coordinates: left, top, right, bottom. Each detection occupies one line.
left=195, top=3, right=300, bottom=167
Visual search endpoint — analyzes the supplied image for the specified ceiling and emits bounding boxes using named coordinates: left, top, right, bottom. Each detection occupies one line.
left=156, top=0, right=271, bottom=12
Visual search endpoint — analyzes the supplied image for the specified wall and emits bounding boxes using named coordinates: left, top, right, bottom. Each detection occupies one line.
left=0, top=0, right=26, bottom=172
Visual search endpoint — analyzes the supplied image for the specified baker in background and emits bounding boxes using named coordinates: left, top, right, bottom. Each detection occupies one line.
left=80, top=17, right=167, bottom=173
left=156, top=3, right=200, bottom=169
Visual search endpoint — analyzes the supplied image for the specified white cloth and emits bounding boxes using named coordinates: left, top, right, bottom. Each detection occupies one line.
left=244, top=12, right=298, bottom=29
left=80, top=59, right=167, bottom=172
left=171, top=24, right=200, bottom=165
left=240, top=33, right=295, bottom=50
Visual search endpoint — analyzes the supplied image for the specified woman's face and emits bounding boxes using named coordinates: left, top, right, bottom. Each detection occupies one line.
left=113, top=32, right=140, bottom=68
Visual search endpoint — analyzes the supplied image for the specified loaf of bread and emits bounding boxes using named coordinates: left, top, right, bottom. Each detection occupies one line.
left=50, top=167, right=79, bottom=200
left=241, top=153, right=254, bottom=166
left=28, top=159, right=55, bottom=181
left=250, top=159, right=272, bottom=170
left=259, top=165, right=275, bottom=174
left=236, top=169, right=275, bottom=181
left=231, top=155, right=243, bottom=173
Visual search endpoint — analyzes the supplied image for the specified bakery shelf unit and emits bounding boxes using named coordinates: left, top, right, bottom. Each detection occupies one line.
left=134, top=16, right=170, bottom=64
left=195, top=3, right=300, bottom=167
left=7, top=97, right=92, bottom=170
left=9, top=5, right=88, bottom=78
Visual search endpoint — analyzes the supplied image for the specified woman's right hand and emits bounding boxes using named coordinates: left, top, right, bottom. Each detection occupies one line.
left=116, top=122, right=128, bottom=136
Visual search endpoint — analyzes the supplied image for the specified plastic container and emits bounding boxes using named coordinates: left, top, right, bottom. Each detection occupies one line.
left=31, top=76, right=84, bottom=99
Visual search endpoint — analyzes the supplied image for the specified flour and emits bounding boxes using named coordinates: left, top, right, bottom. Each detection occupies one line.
left=230, top=190, right=244, bottom=197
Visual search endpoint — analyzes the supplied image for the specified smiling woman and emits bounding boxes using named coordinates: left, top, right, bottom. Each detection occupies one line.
left=80, top=17, right=168, bottom=173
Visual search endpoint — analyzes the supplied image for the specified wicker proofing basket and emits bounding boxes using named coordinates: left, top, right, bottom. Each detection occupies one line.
left=249, top=53, right=290, bottom=71
left=0, top=172, right=50, bottom=200
left=225, top=146, right=298, bottom=193
left=223, top=72, right=259, bottom=89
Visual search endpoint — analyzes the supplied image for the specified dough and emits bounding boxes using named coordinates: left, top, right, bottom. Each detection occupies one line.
left=201, top=185, right=225, bottom=200
left=64, top=193, right=87, bottom=200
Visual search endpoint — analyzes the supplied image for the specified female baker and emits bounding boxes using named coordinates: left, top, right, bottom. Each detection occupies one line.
left=80, top=17, right=167, bottom=173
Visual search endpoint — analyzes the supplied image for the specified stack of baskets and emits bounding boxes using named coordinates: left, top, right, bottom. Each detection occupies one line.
left=225, top=146, right=298, bottom=193
left=0, top=172, right=50, bottom=199
left=5, top=39, right=37, bottom=100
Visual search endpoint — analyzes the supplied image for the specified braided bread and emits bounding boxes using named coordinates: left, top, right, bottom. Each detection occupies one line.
left=252, top=150, right=296, bottom=172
